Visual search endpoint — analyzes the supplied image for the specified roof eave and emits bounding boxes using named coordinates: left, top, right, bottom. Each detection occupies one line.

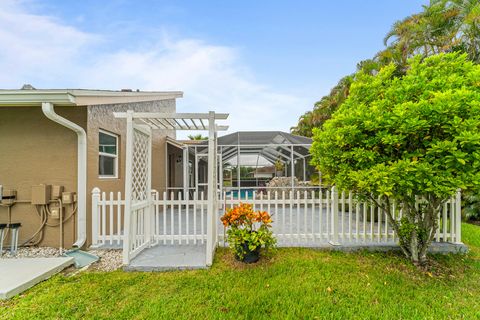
left=74, top=93, right=182, bottom=106
left=0, top=90, right=183, bottom=107
left=0, top=92, right=76, bottom=107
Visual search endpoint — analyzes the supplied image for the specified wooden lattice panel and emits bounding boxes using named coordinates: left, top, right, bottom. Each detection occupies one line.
left=131, top=128, right=150, bottom=201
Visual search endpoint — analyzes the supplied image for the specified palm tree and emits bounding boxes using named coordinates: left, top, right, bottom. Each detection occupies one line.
left=291, top=75, right=353, bottom=137
left=187, top=134, right=207, bottom=140
left=384, top=14, right=425, bottom=64
left=357, top=59, right=381, bottom=75
left=293, top=0, right=480, bottom=138
left=444, top=0, right=480, bottom=62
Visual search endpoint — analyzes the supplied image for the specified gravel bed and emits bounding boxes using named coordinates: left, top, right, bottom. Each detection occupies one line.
left=1, top=247, right=123, bottom=272
left=88, top=249, right=123, bottom=272
left=1, top=246, right=62, bottom=258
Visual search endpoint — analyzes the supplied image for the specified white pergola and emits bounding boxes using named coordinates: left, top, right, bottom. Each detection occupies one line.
left=116, top=112, right=229, bottom=131
left=114, top=110, right=229, bottom=265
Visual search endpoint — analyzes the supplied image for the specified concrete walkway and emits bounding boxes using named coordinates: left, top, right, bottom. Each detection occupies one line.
left=0, top=257, right=73, bottom=299
left=125, top=244, right=207, bottom=271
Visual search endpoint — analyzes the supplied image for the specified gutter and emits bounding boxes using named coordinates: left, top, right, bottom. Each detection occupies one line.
left=41, top=102, right=87, bottom=248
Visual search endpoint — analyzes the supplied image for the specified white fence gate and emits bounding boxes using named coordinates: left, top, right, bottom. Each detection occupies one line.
left=91, top=187, right=462, bottom=258
left=151, top=191, right=209, bottom=245
left=112, top=110, right=227, bottom=266
left=122, top=118, right=153, bottom=264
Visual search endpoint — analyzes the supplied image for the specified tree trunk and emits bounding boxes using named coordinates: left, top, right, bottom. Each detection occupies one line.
left=409, top=228, right=420, bottom=264
left=376, top=196, right=441, bottom=266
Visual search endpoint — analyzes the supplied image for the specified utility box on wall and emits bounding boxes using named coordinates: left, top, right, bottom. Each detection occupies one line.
left=51, top=185, right=64, bottom=200
left=1, top=189, right=17, bottom=205
left=31, top=184, right=51, bottom=205
left=62, top=192, right=75, bottom=204
left=49, top=204, right=63, bottom=219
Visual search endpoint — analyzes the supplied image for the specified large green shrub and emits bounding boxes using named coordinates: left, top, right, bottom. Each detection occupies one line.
left=311, top=53, right=480, bottom=264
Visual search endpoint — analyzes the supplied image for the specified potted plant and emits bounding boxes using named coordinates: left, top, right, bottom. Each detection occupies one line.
left=274, top=159, right=284, bottom=177
left=221, top=203, right=276, bottom=263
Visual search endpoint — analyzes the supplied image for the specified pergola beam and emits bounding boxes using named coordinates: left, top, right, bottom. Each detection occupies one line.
left=199, top=118, right=206, bottom=130
left=160, top=118, right=176, bottom=130
left=216, top=125, right=229, bottom=131
left=181, top=118, right=190, bottom=128
left=190, top=119, right=199, bottom=129
left=113, top=111, right=229, bottom=131
left=113, top=112, right=229, bottom=120
left=139, top=118, right=158, bottom=129
left=151, top=118, right=169, bottom=129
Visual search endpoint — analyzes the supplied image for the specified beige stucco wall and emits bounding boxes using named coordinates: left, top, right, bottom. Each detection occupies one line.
left=86, top=100, right=175, bottom=246
left=0, top=99, right=176, bottom=248
left=0, top=106, right=87, bottom=248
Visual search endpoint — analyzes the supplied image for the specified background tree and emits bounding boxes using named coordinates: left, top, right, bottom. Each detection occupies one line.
left=187, top=134, right=208, bottom=140
left=310, top=53, right=480, bottom=264
left=293, top=0, right=480, bottom=137
left=447, top=0, right=480, bottom=62
left=291, top=75, right=353, bottom=136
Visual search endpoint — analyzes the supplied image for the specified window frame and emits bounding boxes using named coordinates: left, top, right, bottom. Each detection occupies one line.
left=98, top=129, right=119, bottom=179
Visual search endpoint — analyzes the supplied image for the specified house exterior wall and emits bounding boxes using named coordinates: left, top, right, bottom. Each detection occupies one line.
left=0, top=99, right=176, bottom=248
left=0, top=106, right=87, bottom=248
left=86, top=99, right=176, bottom=246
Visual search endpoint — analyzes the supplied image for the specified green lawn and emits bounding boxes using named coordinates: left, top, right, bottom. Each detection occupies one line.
left=2, top=224, right=480, bottom=320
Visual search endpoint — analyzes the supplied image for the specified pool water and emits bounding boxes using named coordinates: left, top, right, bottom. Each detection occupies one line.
left=225, top=189, right=255, bottom=199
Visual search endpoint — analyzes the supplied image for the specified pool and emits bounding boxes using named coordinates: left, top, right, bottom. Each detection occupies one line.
left=225, top=189, right=255, bottom=199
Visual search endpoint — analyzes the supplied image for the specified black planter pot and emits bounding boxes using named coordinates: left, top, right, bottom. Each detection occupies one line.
left=236, top=243, right=260, bottom=263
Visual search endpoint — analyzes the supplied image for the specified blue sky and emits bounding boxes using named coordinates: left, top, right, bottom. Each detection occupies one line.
left=0, top=0, right=427, bottom=135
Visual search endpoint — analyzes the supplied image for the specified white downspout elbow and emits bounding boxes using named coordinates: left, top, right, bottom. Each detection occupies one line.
left=42, top=102, right=87, bottom=248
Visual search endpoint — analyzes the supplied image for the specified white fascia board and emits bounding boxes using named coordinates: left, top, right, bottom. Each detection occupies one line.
left=69, top=89, right=183, bottom=98
left=0, top=90, right=183, bottom=107
left=74, top=93, right=183, bottom=106
left=0, top=92, right=76, bottom=106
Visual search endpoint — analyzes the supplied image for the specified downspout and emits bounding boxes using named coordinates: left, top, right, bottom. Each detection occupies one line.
left=41, top=102, right=87, bottom=248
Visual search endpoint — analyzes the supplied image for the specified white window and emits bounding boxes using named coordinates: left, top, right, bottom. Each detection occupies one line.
left=99, top=130, right=118, bottom=178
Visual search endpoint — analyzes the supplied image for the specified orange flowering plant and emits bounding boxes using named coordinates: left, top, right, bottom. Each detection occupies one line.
left=221, top=203, right=276, bottom=262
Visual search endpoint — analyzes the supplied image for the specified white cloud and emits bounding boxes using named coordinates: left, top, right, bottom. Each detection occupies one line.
left=0, top=0, right=308, bottom=136
left=0, top=0, right=97, bottom=87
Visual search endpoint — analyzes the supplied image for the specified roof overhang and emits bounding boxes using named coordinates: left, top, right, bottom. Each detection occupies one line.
left=0, top=92, right=77, bottom=106
left=166, top=136, right=187, bottom=149
left=0, top=89, right=183, bottom=107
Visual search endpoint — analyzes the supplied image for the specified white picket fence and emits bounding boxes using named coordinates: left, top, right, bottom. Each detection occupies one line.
left=91, top=189, right=210, bottom=249
left=91, top=189, right=125, bottom=247
left=151, top=191, right=209, bottom=245
left=91, top=187, right=462, bottom=260
left=220, top=188, right=462, bottom=245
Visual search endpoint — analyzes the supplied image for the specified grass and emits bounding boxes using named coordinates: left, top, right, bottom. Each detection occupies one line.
left=2, top=224, right=480, bottom=319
